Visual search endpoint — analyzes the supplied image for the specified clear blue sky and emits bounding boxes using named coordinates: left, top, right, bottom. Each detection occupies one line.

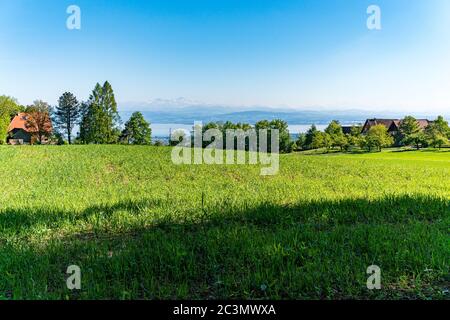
left=1, top=0, right=449, bottom=113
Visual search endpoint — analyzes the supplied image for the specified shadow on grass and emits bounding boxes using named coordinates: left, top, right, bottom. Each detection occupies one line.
left=0, top=195, right=448, bottom=300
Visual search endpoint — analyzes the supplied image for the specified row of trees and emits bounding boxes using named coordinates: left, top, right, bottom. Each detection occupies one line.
left=297, top=122, right=352, bottom=151
left=183, top=116, right=448, bottom=154
left=0, top=82, right=153, bottom=145
left=2, top=86, right=449, bottom=151
left=401, top=116, right=449, bottom=150
left=3, top=85, right=294, bottom=150
left=297, top=116, right=450, bottom=152
left=62, top=82, right=152, bottom=145
left=175, top=119, right=295, bottom=153
left=297, top=122, right=393, bottom=152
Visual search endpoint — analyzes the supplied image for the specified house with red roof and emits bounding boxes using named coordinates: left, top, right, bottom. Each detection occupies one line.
left=7, top=113, right=52, bottom=145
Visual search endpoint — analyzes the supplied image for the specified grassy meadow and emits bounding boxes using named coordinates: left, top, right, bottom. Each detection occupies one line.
left=0, top=145, right=448, bottom=299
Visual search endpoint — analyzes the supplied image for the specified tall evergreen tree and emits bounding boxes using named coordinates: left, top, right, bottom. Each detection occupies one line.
left=79, top=82, right=121, bottom=144
left=54, top=92, right=80, bottom=144
left=303, top=124, right=318, bottom=150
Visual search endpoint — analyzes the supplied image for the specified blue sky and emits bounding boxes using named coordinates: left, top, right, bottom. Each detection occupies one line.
left=1, top=0, right=449, bottom=113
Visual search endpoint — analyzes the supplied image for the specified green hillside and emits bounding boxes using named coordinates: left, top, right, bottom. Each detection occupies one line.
left=0, top=146, right=448, bottom=299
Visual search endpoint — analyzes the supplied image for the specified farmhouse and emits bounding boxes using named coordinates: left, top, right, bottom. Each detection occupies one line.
left=7, top=112, right=52, bottom=145
left=361, top=118, right=431, bottom=135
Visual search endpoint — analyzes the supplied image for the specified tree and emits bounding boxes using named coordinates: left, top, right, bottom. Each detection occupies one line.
left=53, top=92, right=80, bottom=144
left=427, top=132, right=447, bottom=149
left=270, top=119, right=291, bottom=153
left=334, top=134, right=348, bottom=151
left=79, top=82, right=121, bottom=144
left=431, top=115, right=450, bottom=136
left=325, top=120, right=347, bottom=150
left=236, top=122, right=252, bottom=131
left=399, top=116, right=426, bottom=150
left=365, top=124, right=394, bottom=152
left=322, top=132, right=333, bottom=151
left=0, top=96, right=21, bottom=144
left=346, top=125, right=364, bottom=151
left=310, top=131, right=328, bottom=150
left=198, top=121, right=254, bottom=151
left=254, top=119, right=292, bottom=153
left=120, top=112, right=152, bottom=145
left=255, top=120, right=271, bottom=152
left=78, top=101, right=90, bottom=142
left=296, top=133, right=307, bottom=151
left=425, top=116, right=449, bottom=149
left=25, top=100, right=53, bottom=144
left=303, top=125, right=319, bottom=150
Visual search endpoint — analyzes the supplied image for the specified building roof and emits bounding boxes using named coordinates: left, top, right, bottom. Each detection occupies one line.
left=416, top=119, right=432, bottom=130
left=8, top=112, right=52, bottom=133
left=341, top=126, right=354, bottom=135
left=362, top=118, right=431, bottom=133
left=366, top=119, right=397, bottom=128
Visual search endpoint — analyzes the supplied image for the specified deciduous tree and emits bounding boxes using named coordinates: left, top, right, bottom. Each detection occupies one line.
left=425, top=116, right=449, bottom=149
left=366, top=124, right=394, bottom=152
left=325, top=120, right=347, bottom=151
left=26, top=100, right=53, bottom=144
left=0, top=96, right=21, bottom=144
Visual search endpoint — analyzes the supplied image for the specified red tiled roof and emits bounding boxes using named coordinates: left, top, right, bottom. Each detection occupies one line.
left=7, top=112, right=52, bottom=133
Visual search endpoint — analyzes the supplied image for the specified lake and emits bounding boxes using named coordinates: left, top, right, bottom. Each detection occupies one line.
left=152, top=123, right=331, bottom=138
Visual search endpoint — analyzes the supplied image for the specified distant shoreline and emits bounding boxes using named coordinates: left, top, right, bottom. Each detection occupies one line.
left=150, top=123, right=362, bottom=139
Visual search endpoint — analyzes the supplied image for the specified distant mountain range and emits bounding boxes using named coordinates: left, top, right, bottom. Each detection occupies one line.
left=118, top=99, right=447, bottom=125
left=120, top=108, right=368, bottom=125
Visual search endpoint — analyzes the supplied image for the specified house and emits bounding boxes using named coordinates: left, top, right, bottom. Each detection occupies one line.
left=341, top=126, right=356, bottom=135
left=361, top=118, right=431, bottom=135
left=7, top=112, right=52, bottom=145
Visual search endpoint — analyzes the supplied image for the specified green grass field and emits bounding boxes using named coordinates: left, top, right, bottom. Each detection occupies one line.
left=0, top=145, right=448, bottom=300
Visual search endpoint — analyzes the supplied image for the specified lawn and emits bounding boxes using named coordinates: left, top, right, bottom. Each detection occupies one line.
left=0, top=145, right=448, bottom=299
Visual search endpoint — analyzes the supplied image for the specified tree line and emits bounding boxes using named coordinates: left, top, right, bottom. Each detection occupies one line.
left=170, top=119, right=294, bottom=153
left=1, top=84, right=449, bottom=151
left=175, top=116, right=449, bottom=154
left=0, top=82, right=152, bottom=145
left=297, top=116, right=450, bottom=152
